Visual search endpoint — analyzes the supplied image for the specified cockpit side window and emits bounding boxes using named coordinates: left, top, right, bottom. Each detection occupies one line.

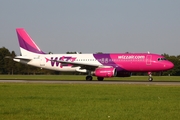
left=158, top=58, right=167, bottom=61
left=162, top=58, right=166, bottom=60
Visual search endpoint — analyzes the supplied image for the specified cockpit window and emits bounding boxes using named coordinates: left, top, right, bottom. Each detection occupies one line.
left=158, top=58, right=167, bottom=61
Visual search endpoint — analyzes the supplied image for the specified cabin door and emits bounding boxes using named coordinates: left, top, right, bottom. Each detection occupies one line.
left=146, top=55, right=152, bottom=65
left=40, top=57, right=46, bottom=66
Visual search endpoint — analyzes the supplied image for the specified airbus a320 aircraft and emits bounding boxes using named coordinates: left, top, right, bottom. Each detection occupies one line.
left=13, top=28, right=174, bottom=81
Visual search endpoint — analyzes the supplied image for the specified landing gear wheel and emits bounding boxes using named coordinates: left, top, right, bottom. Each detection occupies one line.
left=86, top=76, right=93, bottom=81
left=148, top=72, right=153, bottom=82
left=97, top=77, right=104, bottom=81
left=148, top=77, right=153, bottom=82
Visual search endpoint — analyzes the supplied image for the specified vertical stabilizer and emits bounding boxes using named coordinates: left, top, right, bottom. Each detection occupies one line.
left=16, top=28, right=45, bottom=56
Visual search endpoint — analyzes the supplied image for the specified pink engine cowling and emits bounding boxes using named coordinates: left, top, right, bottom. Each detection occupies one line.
left=94, top=68, right=117, bottom=77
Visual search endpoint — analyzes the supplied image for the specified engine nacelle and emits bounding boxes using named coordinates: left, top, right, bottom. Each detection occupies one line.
left=116, top=71, right=131, bottom=77
left=94, top=68, right=117, bottom=77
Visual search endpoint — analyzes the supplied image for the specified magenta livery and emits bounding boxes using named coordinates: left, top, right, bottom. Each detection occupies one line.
left=13, top=28, right=174, bottom=81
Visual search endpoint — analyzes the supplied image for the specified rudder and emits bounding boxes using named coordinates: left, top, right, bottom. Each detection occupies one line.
left=16, top=28, right=45, bottom=56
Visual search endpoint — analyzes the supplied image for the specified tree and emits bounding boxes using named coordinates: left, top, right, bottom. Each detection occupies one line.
left=161, top=53, right=180, bottom=76
left=96, top=52, right=103, bottom=54
left=66, top=51, right=82, bottom=54
left=0, top=47, right=11, bottom=74
left=7, top=51, right=16, bottom=74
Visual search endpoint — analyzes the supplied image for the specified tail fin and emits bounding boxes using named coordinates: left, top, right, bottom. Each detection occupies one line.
left=16, top=28, right=45, bottom=56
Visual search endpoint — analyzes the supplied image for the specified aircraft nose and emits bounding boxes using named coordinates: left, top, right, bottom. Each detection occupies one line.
left=166, top=61, right=174, bottom=70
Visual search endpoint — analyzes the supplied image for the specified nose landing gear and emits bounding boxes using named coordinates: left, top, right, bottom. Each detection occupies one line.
left=148, top=72, right=153, bottom=81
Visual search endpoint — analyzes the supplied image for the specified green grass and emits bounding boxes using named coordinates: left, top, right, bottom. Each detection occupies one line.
left=0, top=83, right=180, bottom=120
left=0, top=75, right=180, bottom=81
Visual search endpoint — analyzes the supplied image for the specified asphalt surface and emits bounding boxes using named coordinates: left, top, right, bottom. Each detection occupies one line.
left=0, top=80, right=180, bottom=85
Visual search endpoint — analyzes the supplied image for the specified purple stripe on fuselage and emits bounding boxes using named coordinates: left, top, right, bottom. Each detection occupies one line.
left=93, top=54, right=124, bottom=71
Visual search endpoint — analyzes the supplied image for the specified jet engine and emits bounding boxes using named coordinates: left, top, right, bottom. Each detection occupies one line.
left=94, top=68, right=117, bottom=77
left=116, top=71, right=131, bottom=77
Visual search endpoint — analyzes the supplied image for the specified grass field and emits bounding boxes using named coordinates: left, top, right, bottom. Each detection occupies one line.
left=0, top=75, right=180, bottom=81
left=0, top=75, right=180, bottom=119
left=0, top=83, right=180, bottom=120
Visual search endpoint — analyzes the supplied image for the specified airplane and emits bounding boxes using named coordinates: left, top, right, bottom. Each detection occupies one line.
left=13, top=28, right=174, bottom=81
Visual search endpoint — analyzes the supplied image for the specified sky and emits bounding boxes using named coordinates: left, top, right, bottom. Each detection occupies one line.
left=0, top=0, right=180, bottom=55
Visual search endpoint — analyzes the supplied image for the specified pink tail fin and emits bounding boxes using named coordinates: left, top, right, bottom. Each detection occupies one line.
left=16, top=28, right=45, bottom=55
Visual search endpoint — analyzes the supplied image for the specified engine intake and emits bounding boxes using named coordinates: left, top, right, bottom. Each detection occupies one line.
left=94, top=68, right=117, bottom=77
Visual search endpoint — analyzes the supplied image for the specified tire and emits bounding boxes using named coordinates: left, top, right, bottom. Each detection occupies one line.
left=97, top=77, right=104, bottom=81
left=86, top=76, right=93, bottom=81
left=148, top=77, right=153, bottom=81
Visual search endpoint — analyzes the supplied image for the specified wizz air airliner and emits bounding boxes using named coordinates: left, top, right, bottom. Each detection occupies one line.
left=13, top=28, right=174, bottom=81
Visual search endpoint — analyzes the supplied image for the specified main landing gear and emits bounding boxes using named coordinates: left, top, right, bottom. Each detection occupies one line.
left=85, top=71, right=104, bottom=81
left=148, top=72, right=153, bottom=82
left=97, top=77, right=104, bottom=81
left=86, top=70, right=93, bottom=81
left=85, top=75, right=104, bottom=81
left=86, top=75, right=93, bottom=81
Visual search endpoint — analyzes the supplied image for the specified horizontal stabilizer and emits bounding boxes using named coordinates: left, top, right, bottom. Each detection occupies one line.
left=14, top=56, right=32, bottom=60
left=5, top=56, right=13, bottom=59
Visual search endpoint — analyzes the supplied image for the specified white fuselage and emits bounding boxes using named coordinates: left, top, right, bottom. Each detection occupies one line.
left=14, top=53, right=102, bottom=72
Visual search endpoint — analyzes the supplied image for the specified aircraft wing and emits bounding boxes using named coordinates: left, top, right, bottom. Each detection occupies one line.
left=49, top=59, right=112, bottom=70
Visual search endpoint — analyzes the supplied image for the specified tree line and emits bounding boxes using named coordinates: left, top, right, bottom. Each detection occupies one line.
left=0, top=47, right=179, bottom=76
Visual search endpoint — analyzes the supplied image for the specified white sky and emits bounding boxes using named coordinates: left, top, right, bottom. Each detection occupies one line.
left=0, top=0, right=180, bottom=55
